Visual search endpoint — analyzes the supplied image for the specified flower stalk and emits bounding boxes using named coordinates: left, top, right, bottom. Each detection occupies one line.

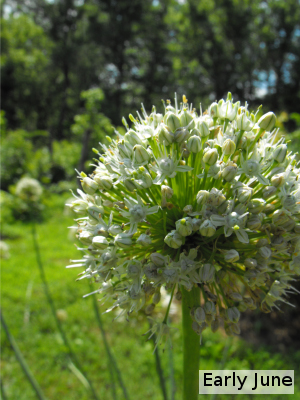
left=182, top=285, right=200, bottom=400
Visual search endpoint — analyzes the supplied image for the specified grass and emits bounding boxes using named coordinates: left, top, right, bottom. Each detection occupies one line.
left=1, top=192, right=300, bottom=400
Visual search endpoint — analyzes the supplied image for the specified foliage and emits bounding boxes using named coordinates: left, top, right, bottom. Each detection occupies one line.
left=2, top=0, right=299, bottom=140
left=0, top=129, right=33, bottom=190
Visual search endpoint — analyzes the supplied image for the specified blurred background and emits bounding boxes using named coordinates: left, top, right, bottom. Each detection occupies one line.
left=1, top=0, right=300, bottom=399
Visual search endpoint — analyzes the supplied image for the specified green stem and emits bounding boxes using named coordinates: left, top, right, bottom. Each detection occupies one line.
left=181, top=285, right=200, bottom=400
left=163, top=284, right=176, bottom=324
left=0, top=378, right=8, bottom=400
left=1, top=310, right=47, bottom=400
left=151, top=330, right=168, bottom=400
left=168, top=338, right=176, bottom=400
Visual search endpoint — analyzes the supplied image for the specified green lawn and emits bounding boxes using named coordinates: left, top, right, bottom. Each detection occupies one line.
left=1, top=193, right=300, bottom=400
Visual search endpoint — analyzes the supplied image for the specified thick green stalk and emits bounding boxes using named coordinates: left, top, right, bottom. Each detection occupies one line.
left=181, top=285, right=200, bottom=400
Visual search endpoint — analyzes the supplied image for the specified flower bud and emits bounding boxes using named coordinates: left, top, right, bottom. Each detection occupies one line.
left=164, top=230, right=184, bottom=249
left=161, top=185, right=173, bottom=200
left=192, top=321, right=207, bottom=335
left=244, top=258, right=257, bottom=269
left=166, top=105, right=176, bottom=112
left=124, top=129, right=143, bottom=146
left=92, top=236, right=109, bottom=249
left=216, top=270, right=226, bottom=283
left=281, top=218, right=295, bottom=232
left=188, top=219, right=200, bottom=233
left=273, top=144, right=287, bottom=163
left=199, top=264, right=215, bottom=283
left=229, top=292, right=243, bottom=301
left=203, top=148, right=218, bottom=165
left=247, top=215, right=262, bottom=230
left=256, top=238, right=269, bottom=248
left=94, top=174, right=113, bottom=190
left=283, top=194, right=296, bottom=210
left=258, top=246, right=272, bottom=259
left=157, top=124, right=174, bottom=145
left=106, top=224, right=122, bottom=236
left=174, top=127, right=189, bottom=143
left=123, top=178, right=137, bottom=192
left=244, top=297, right=256, bottom=310
left=217, top=100, right=239, bottom=121
left=208, top=188, right=226, bottom=207
left=271, top=173, right=285, bottom=187
left=208, top=102, right=218, bottom=118
left=175, top=218, right=193, bottom=237
left=150, top=252, right=166, bottom=267
left=103, top=200, right=114, bottom=208
left=136, top=234, right=152, bottom=246
left=81, top=177, right=98, bottom=195
left=70, top=199, right=88, bottom=215
left=226, top=307, right=240, bottom=323
left=117, top=141, right=133, bottom=158
left=236, top=113, right=253, bottom=131
left=114, top=233, right=132, bottom=248
left=186, top=135, right=201, bottom=153
left=164, top=112, right=181, bottom=132
left=257, top=112, right=276, bottom=131
left=222, top=163, right=238, bottom=182
left=180, top=110, right=195, bottom=128
left=248, top=199, right=265, bottom=214
left=272, top=209, right=289, bottom=225
left=204, top=301, right=216, bottom=315
left=199, top=220, right=216, bottom=237
left=78, top=231, right=93, bottom=245
left=150, top=112, right=163, bottom=127
left=222, top=139, right=236, bottom=155
left=224, top=249, right=239, bottom=263
left=198, top=121, right=210, bottom=137
left=133, top=145, right=150, bottom=164
left=194, top=307, right=206, bottom=324
left=272, top=235, right=288, bottom=250
left=211, top=318, right=220, bottom=333
left=262, top=186, right=277, bottom=199
left=237, top=185, right=253, bottom=203
left=152, top=291, right=161, bottom=305
left=196, top=190, right=209, bottom=205
left=190, top=128, right=200, bottom=137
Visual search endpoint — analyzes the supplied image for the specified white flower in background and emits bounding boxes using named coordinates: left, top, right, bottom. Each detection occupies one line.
left=67, top=92, right=300, bottom=339
left=0, top=241, right=10, bottom=259
left=15, top=177, right=43, bottom=202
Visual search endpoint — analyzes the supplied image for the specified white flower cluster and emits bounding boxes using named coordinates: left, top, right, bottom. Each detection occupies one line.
left=67, top=93, right=300, bottom=338
left=15, top=177, right=43, bottom=202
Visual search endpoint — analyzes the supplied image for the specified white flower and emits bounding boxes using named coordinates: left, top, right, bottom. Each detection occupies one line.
left=67, top=92, right=300, bottom=340
left=120, top=195, right=159, bottom=234
left=150, top=146, right=192, bottom=184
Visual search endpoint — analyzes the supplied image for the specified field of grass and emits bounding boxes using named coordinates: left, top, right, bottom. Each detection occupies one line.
left=1, top=193, right=300, bottom=400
